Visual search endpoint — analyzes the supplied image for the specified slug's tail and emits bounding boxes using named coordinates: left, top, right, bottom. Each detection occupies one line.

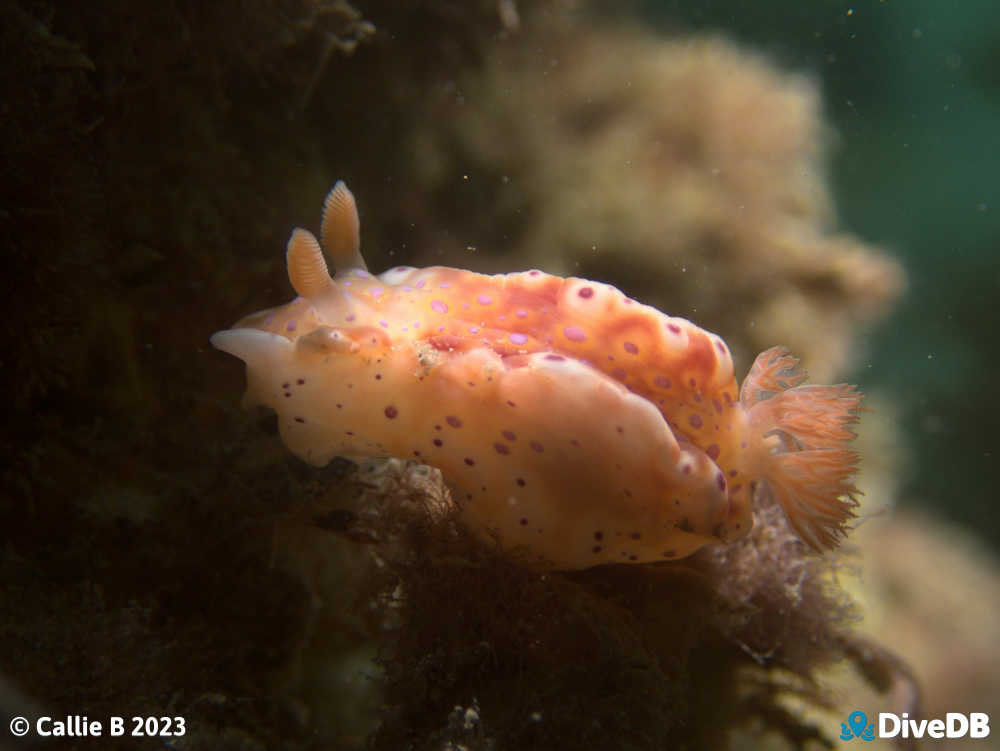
left=741, top=347, right=864, bottom=550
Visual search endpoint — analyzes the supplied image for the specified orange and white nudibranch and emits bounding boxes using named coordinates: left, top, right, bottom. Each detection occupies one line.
left=212, top=181, right=864, bottom=569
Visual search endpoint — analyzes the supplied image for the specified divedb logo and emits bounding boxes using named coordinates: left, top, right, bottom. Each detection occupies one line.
left=840, top=710, right=990, bottom=741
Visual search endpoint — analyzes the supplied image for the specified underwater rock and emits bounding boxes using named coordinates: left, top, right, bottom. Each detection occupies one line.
left=211, top=186, right=907, bottom=749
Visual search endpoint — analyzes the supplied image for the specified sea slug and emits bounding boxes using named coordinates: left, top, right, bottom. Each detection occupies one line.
left=212, top=181, right=863, bottom=569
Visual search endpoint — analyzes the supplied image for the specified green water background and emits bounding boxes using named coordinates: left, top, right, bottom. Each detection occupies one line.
left=643, top=0, right=1000, bottom=547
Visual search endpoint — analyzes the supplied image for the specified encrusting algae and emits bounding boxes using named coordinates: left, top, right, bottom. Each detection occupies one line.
left=213, top=181, right=864, bottom=569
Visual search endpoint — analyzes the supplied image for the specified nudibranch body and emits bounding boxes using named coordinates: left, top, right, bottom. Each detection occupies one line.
left=212, top=182, right=863, bottom=569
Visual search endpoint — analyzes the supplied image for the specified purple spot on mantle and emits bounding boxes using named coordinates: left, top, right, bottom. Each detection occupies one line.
left=563, top=325, right=587, bottom=342
left=509, top=332, right=529, bottom=346
left=446, top=415, right=463, bottom=428
left=494, top=442, right=510, bottom=455
left=716, top=472, right=727, bottom=491
left=477, top=294, right=493, bottom=305
left=431, top=299, right=449, bottom=314
left=623, top=341, right=639, bottom=355
left=705, top=444, right=720, bottom=460
left=654, top=376, right=672, bottom=390
left=369, top=286, right=384, bottom=300
left=578, top=287, right=594, bottom=299
left=384, top=406, right=398, bottom=419
left=667, top=323, right=681, bottom=335
left=544, top=354, right=566, bottom=362
left=415, top=279, right=426, bottom=289
left=286, top=320, right=297, bottom=332
left=515, top=309, right=528, bottom=319
left=689, top=414, right=704, bottom=429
